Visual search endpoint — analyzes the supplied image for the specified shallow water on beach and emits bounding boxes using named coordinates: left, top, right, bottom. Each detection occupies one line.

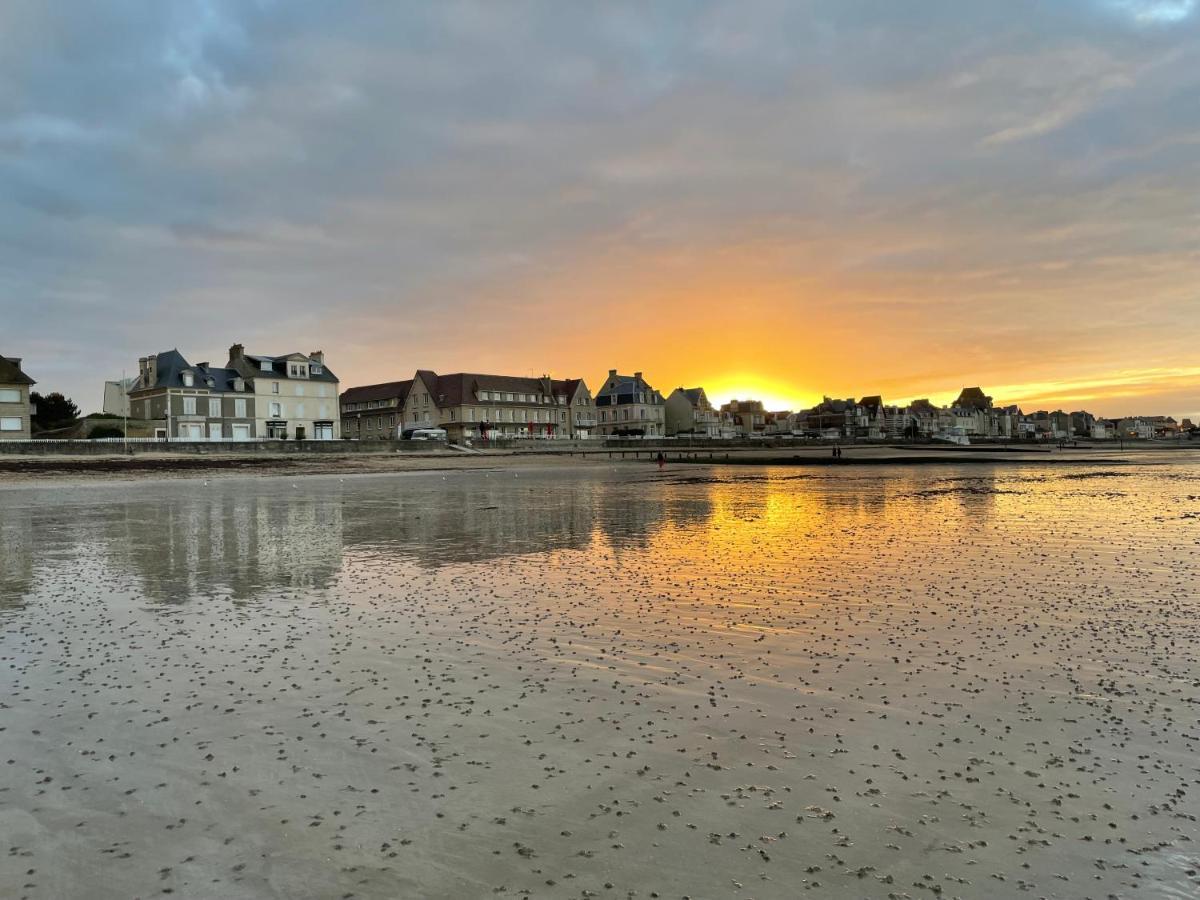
left=1, top=461, right=1198, bottom=899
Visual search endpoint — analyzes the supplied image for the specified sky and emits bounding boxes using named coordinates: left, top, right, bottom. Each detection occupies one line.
left=2, top=1, right=1197, bottom=419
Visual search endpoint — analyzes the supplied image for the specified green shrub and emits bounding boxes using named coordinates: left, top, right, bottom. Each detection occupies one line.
left=89, top=425, right=125, bottom=440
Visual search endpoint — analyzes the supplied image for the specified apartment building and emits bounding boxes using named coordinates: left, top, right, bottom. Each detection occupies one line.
left=664, top=387, right=721, bottom=437
left=340, top=371, right=595, bottom=441
left=226, top=345, right=339, bottom=439
left=340, top=380, right=413, bottom=439
left=719, top=398, right=767, bottom=437
left=594, top=370, right=665, bottom=437
left=0, top=354, right=36, bottom=440
left=129, top=350, right=257, bottom=439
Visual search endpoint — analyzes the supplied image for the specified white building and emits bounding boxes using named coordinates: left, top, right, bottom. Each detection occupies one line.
left=226, top=344, right=340, bottom=440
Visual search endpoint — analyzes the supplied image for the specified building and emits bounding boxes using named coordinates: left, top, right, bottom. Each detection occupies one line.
left=226, top=345, right=339, bottom=439
left=593, top=370, right=665, bottom=437
left=0, top=355, right=36, bottom=440
left=102, top=377, right=134, bottom=418
left=855, top=396, right=887, bottom=438
left=408, top=371, right=594, bottom=442
left=129, top=350, right=257, bottom=440
left=762, top=410, right=794, bottom=435
left=906, top=399, right=942, bottom=438
left=340, top=379, right=413, bottom=440
left=796, top=397, right=866, bottom=438
left=664, top=388, right=721, bottom=437
left=340, top=371, right=595, bottom=442
left=719, top=399, right=767, bottom=437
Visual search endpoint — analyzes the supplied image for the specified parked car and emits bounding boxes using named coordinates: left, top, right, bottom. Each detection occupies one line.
left=400, top=427, right=448, bottom=441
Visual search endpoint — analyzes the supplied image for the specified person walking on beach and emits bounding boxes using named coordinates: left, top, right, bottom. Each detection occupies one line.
left=656, top=451, right=665, bottom=469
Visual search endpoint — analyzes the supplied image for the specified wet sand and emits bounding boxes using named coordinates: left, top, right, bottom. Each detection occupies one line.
left=1, top=462, right=1197, bottom=898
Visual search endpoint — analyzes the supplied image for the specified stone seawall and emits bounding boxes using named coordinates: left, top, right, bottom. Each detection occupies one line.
left=0, top=439, right=409, bottom=456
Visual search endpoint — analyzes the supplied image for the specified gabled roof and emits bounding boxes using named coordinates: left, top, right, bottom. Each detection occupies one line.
left=340, top=380, right=413, bottom=405
left=0, top=355, right=36, bottom=386
left=349, top=371, right=588, bottom=408
left=232, top=352, right=338, bottom=384
left=954, top=387, right=992, bottom=410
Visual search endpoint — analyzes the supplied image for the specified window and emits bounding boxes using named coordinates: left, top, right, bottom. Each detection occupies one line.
left=273, top=382, right=280, bottom=394
left=208, top=398, right=221, bottom=417
left=0, top=389, right=20, bottom=403
left=260, top=360, right=273, bottom=371
left=296, top=384, right=305, bottom=396
left=0, top=417, right=21, bottom=431
left=311, top=364, right=323, bottom=376
left=182, top=397, right=197, bottom=415
left=296, top=403, right=305, bottom=418
left=234, top=398, right=247, bottom=417
left=449, top=409, right=456, bottom=421
left=182, top=371, right=194, bottom=387
left=269, top=402, right=282, bottom=418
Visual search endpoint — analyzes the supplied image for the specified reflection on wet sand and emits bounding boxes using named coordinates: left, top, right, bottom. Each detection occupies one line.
left=0, top=465, right=1084, bottom=610
left=1, top=462, right=1198, bottom=900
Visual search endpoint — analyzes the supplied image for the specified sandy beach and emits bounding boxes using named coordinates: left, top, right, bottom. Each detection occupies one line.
left=1, top=460, right=1198, bottom=898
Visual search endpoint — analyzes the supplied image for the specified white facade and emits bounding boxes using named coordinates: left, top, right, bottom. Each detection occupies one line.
left=228, top=346, right=340, bottom=440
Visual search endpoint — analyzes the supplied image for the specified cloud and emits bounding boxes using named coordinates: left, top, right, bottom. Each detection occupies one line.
left=0, top=1, right=1196, bottom=420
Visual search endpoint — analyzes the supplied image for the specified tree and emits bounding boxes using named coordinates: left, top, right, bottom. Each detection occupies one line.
left=31, top=391, right=80, bottom=429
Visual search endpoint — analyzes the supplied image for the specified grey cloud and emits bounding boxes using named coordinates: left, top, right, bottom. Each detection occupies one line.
left=0, top=1, right=1197, bottom=414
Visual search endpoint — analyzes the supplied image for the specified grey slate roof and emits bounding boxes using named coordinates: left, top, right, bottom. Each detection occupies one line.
left=240, top=353, right=339, bottom=384
left=138, top=350, right=248, bottom=393
left=0, top=355, right=35, bottom=386
left=595, top=372, right=662, bottom=406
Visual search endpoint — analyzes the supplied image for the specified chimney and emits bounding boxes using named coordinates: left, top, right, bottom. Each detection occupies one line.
left=310, top=350, right=324, bottom=364
left=634, top=371, right=642, bottom=380
left=608, top=368, right=617, bottom=377
left=146, top=354, right=158, bottom=387
left=229, top=343, right=245, bottom=363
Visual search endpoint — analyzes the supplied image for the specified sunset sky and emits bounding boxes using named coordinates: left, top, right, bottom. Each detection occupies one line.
left=3, top=1, right=1197, bottom=418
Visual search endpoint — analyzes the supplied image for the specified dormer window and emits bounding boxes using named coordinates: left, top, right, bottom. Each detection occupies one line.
left=182, top=371, right=194, bottom=387
left=259, top=359, right=272, bottom=372
left=311, top=364, right=323, bottom=376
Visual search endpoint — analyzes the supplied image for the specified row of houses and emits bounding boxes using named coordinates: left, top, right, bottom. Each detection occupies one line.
left=339, top=369, right=674, bottom=441
left=665, top=385, right=1194, bottom=442
left=2, top=346, right=1194, bottom=443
